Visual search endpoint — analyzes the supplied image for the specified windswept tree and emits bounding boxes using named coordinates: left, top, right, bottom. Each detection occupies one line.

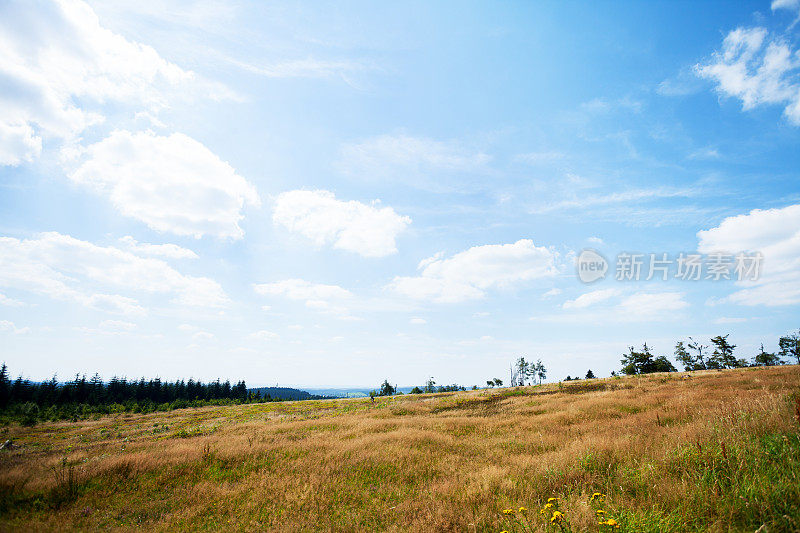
left=675, top=341, right=694, bottom=371
left=424, top=377, right=436, bottom=393
left=493, top=377, right=503, bottom=387
left=515, top=357, right=531, bottom=386
left=708, top=334, right=745, bottom=369
left=585, top=369, right=595, bottom=379
left=779, top=330, right=800, bottom=365
left=532, top=360, right=547, bottom=385
left=753, top=344, right=783, bottom=366
left=685, top=337, right=709, bottom=370
left=486, top=380, right=495, bottom=388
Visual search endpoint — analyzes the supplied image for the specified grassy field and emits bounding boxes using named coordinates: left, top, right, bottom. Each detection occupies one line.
left=1, top=366, right=799, bottom=532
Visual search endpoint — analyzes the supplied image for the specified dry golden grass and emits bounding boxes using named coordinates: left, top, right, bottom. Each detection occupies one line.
left=1, top=366, right=799, bottom=532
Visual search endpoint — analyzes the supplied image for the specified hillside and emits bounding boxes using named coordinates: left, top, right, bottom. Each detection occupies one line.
left=1, top=366, right=799, bottom=532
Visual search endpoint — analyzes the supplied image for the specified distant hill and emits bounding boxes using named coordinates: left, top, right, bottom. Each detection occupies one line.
left=248, top=387, right=331, bottom=401
left=304, top=387, right=417, bottom=398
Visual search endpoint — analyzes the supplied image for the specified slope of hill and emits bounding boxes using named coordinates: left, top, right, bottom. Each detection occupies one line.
left=1, top=366, right=798, bottom=532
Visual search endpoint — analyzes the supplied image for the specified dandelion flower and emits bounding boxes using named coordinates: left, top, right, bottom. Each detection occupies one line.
left=596, top=510, right=606, bottom=516
left=591, top=492, right=605, bottom=502
left=550, top=511, right=563, bottom=524
left=547, top=497, right=558, bottom=504
left=518, top=507, right=528, bottom=514
left=502, top=509, right=514, bottom=515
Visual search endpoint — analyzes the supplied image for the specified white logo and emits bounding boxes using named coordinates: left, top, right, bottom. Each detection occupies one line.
left=577, top=249, right=608, bottom=283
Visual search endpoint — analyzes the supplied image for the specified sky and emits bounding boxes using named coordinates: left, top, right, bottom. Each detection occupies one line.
left=1, top=0, right=800, bottom=388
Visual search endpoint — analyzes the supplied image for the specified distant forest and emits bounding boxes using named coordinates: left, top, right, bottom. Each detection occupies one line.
left=0, top=364, right=317, bottom=425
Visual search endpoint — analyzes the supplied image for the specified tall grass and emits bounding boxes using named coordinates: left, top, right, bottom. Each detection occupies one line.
left=0, top=366, right=797, bottom=532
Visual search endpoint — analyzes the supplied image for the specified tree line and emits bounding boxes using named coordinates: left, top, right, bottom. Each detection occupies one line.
left=0, top=365, right=282, bottom=425
left=620, top=329, right=798, bottom=376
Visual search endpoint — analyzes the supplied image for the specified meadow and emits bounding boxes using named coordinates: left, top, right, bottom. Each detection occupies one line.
left=1, top=365, right=798, bottom=532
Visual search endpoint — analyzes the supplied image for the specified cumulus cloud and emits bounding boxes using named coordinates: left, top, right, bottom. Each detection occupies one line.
left=562, top=288, right=620, bottom=309
left=70, top=130, right=260, bottom=238
left=118, top=236, right=198, bottom=260
left=273, top=190, right=410, bottom=257
left=249, top=330, right=279, bottom=340
left=695, top=26, right=800, bottom=124
left=388, top=239, right=559, bottom=303
left=254, top=279, right=352, bottom=301
left=336, top=134, right=491, bottom=190
left=254, top=278, right=357, bottom=320
left=0, top=0, right=221, bottom=166
left=697, top=204, right=800, bottom=305
left=0, top=232, right=228, bottom=315
left=0, top=320, right=30, bottom=335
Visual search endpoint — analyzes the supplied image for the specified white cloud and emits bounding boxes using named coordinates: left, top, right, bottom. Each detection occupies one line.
left=0, top=320, right=30, bottom=335
left=388, top=239, right=559, bottom=303
left=698, top=204, right=800, bottom=305
left=542, top=288, right=562, bottom=298
left=254, top=279, right=358, bottom=320
left=0, top=293, right=24, bottom=307
left=587, top=236, right=604, bottom=245
left=0, top=122, right=42, bottom=165
left=618, top=292, right=689, bottom=316
left=70, top=130, right=259, bottom=239
left=273, top=190, right=410, bottom=257
left=0, top=232, right=228, bottom=315
left=529, top=187, right=696, bottom=214
left=99, top=319, right=137, bottom=331
left=0, top=0, right=221, bottom=166
left=337, top=134, right=491, bottom=190
left=192, top=331, right=215, bottom=341
left=254, top=279, right=352, bottom=301
left=409, top=317, right=426, bottom=324
left=562, top=288, right=620, bottom=309
left=695, top=26, right=800, bottom=124
left=249, top=330, right=279, bottom=340
left=118, top=236, right=198, bottom=259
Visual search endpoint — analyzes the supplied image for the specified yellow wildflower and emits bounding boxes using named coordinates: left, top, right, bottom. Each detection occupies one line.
left=550, top=511, right=563, bottom=524
left=590, top=492, right=605, bottom=502
left=502, top=509, right=514, bottom=515
left=603, top=518, right=620, bottom=528
left=547, top=497, right=558, bottom=504
left=518, top=507, right=528, bottom=514
left=596, top=509, right=606, bottom=516
left=544, top=503, right=554, bottom=510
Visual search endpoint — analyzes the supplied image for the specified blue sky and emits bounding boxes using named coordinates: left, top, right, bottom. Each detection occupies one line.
left=1, top=0, right=800, bottom=387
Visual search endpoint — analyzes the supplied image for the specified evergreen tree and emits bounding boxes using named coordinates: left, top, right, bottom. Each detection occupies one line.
left=778, top=330, right=800, bottom=365
left=753, top=344, right=782, bottom=366
left=585, top=369, right=595, bottom=379
left=708, top=335, right=743, bottom=369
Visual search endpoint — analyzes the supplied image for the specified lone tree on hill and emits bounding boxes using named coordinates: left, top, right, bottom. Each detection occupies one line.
left=493, top=377, right=503, bottom=387
left=585, top=369, right=595, bottom=379
left=378, top=380, right=396, bottom=396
